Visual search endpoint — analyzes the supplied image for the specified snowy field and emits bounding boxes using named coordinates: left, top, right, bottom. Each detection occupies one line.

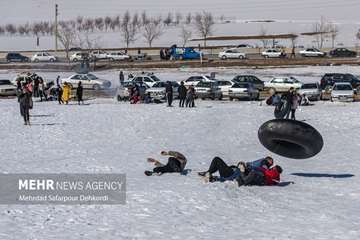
left=0, top=66, right=360, bottom=239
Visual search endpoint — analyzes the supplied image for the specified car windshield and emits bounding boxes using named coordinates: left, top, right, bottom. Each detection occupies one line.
left=196, top=82, right=212, bottom=87
left=301, top=83, right=318, bottom=89
left=333, top=84, right=352, bottom=90
left=232, top=83, right=249, bottom=88
left=0, top=80, right=11, bottom=85
left=87, top=74, right=98, bottom=80
left=152, top=82, right=166, bottom=88
left=150, top=75, right=161, bottom=82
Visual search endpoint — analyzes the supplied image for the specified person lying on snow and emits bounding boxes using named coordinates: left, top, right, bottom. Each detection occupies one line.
left=145, top=151, right=187, bottom=176
left=198, top=156, right=282, bottom=186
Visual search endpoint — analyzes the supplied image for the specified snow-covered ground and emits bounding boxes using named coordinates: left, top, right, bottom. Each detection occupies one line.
left=0, top=66, right=360, bottom=239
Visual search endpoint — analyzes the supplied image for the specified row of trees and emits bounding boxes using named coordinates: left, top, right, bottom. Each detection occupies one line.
left=55, top=11, right=215, bottom=59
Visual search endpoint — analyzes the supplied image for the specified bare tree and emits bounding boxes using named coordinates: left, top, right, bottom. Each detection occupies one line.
left=132, top=12, right=140, bottom=28
left=5, top=24, right=17, bottom=35
left=185, top=13, right=192, bottom=25
left=141, top=11, right=150, bottom=26
left=104, top=16, right=112, bottom=31
left=179, top=25, right=192, bottom=47
left=163, top=12, right=173, bottom=26
left=0, top=26, right=4, bottom=35
left=77, top=31, right=102, bottom=51
left=110, top=15, right=121, bottom=31
left=95, top=17, right=104, bottom=31
left=57, top=25, right=77, bottom=60
left=259, top=25, right=270, bottom=48
left=142, top=18, right=164, bottom=47
left=76, top=16, right=84, bottom=31
left=121, top=11, right=138, bottom=48
left=312, top=16, right=330, bottom=49
left=175, top=12, right=183, bottom=25
left=329, top=23, right=339, bottom=48
left=193, top=12, right=215, bottom=47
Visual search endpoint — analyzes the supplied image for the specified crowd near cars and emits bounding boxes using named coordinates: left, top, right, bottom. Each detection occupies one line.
left=2, top=70, right=360, bottom=103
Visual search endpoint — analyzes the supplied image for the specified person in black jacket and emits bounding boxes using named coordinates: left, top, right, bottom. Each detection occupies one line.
left=76, top=81, right=84, bottom=105
left=18, top=84, right=32, bottom=125
left=165, top=81, right=173, bottom=107
left=178, top=81, right=187, bottom=107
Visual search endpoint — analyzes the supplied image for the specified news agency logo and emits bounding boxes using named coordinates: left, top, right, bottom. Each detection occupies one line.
left=0, top=174, right=126, bottom=205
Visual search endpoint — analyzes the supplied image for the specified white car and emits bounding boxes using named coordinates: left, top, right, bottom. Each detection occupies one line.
left=183, top=75, right=213, bottom=87
left=145, top=81, right=180, bottom=100
left=129, top=74, right=161, bottom=88
left=218, top=48, right=246, bottom=60
left=70, top=52, right=89, bottom=62
left=228, top=82, right=259, bottom=101
left=298, top=83, right=321, bottom=101
left=31, top=52, right=57, bottom=62
left=91, top=50, right=108, bottom=60
left=261, top=49, right=286, bottom=58
left=264, top=77, right=303, bottom=92
left=217, top=80, right=235, bottom=96
left=107, top=52, right=130, bottom=61
left=61, top=73, right=111, bottom=90
left=331, top=82, right=354, bottom=102
left=299, top=48, right=326, bottom=57
left=0, top=79, right=17, bottom=96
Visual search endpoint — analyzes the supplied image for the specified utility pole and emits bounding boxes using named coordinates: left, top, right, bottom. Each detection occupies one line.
left=55, top=4, right=58, bottom=52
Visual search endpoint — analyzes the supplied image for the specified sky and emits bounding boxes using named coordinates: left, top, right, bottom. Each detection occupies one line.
left=1, top=0, right=360, bottom=23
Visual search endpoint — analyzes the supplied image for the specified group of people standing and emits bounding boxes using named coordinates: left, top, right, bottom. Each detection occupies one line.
left=165, top=81, right=196, bottom=108
left=145, top=151, right=282, bottom=187
left=55, top=76, right=84, bottom=105
left=268, top=87, right=301, bottom=120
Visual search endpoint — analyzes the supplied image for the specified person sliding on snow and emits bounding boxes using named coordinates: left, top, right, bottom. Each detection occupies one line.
left=145, top=151, right=187, bottom=176
left=236, top=165, right=283, bottom=187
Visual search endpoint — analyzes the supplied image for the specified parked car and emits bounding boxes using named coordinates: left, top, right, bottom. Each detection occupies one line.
left=116, top=82, right=148, bottom=101
left=320, top=73, right=360, bottom=89
left=61, top=73, right=111, bottom=90
left=183, top=75, right=213, bottom=87
left=6, top=52, right=29, bottom=62
left=299, top=48, right=326, bottom=57
left=69, top=47, right=82, bottom=51
left=228, top=82, right=259, bottom=101
left=330, top=82, right=354, bottom=102
left=129, top=73, right=161, bottom=87
left=217, top=80, right=235, bottom=96
left=170, top=47, right=203, bottom=60
left=236, top=44, right=254, bottom=48
left=264, top=77, right=302, bottom=92
left=0, top=79, right=17, bottom=96
left=107, top=52, right=130, bottom=61
left=329, top=48, right=357, bottom=58
left=70, top=52, right=89, bottom=62
left=31, top=52, right=57, bottom=62
left=232, top=75, right=264, bottom=91
left=261, top=49, right=286, bottom=58
left=145, top=81, right=180, bottom=100
left=218, top=48, right=246, bottom=60
left=91, top=50, right=108, bottom=60
left=298, top=83, right=321, bottom=101
left=194, top=81, right=222, bottom=100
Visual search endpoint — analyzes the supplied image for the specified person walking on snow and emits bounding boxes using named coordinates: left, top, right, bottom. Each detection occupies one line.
left=76, top=81, right=84, bottom=105
left=62, top=82, right=71, bottom=105
left=165, top=81, right=173, bottom=107
left=290, top=90, right=301, bottom=120
left=18, top=84, right=32, bottom=125
left=178, top=81, right=187, bottom=107
left=145, top=151, right=187, bottom=176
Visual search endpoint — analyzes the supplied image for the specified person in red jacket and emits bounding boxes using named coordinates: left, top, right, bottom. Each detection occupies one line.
left=237, top=165, right=282, bottom=186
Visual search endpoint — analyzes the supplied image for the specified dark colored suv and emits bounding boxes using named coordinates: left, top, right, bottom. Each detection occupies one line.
left=320, top=73, right=360, bottom=89
left=232, top=75, right=264, bottom=91
left=6, top=52, right=29, bottom=62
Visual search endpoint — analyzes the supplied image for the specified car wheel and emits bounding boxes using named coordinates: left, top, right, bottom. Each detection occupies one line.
left=221, top=55, right=227, bottom=60
left=34, top=59, right=39, bottom=63
left=93, top=84, right=101, bottom=90
left=110, top=58, right=115, bottom=61
left=73, top=58, right=78, bottom=62
left=330, top=97, right=333, bottom=102
left=264, top=55, right=269, bottom=59
left=117, top=95, right=122, bottom=101
left=239, top=55, right=245, bottom=59
left=50, top=58, right=55, bottom=62
left=218, top=94, right=223, bottom=100
left=229, top=97, right=233, bottom=101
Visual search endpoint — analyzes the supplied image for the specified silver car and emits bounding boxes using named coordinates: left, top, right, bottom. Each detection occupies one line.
left=331, top=82, right=354, bottom=102
left=145, top=81, right=180, bottom=100
left=194, top=81, right=223, bottom=100
left=228, top=82, right=259, bottom=100
left=0, top=79, right=17, bottom=96
left=298, top=83, right=321, bottom=101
